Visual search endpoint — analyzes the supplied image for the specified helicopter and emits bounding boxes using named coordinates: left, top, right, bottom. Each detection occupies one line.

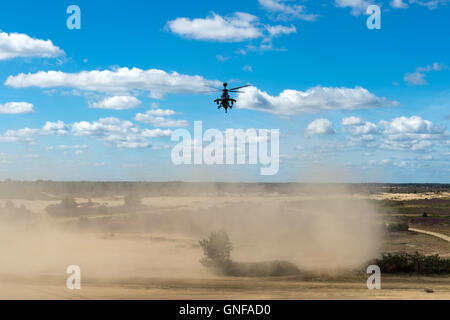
left=208, top=83, right=251, bottom=113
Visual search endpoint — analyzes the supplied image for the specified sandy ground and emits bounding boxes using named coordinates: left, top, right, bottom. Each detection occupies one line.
left=0, top=274, right=449, bottom=300
left=0, top=192, right=449, bottom=300
left=0, top=228, right=448, bottom=300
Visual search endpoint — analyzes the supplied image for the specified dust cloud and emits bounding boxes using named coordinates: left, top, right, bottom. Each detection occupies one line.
left=0, top=179, right=384, bottom=287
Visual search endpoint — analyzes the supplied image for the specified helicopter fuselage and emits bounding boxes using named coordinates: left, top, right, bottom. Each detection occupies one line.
left=214, top=89, right=236, bottom=113
left=213, top=82, right=248, bottom=113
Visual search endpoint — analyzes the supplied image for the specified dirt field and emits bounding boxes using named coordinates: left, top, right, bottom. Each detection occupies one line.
left=0, top=184, right=449, bottom=300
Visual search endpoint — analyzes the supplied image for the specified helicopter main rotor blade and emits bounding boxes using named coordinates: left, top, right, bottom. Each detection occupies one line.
left=229, top=84, right=251, bottom=91
left=229, top=90, right=245, bottom=93
left=198, top=90, right=221, bottom=94
left=203, top=84, right=223, bottom=90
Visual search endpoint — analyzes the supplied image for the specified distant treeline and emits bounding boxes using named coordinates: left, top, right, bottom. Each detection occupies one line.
left=0, top=180, right=448, bottom=200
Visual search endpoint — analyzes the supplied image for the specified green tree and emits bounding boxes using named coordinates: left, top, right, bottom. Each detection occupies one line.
left=199, top=231, right=232, bottom=269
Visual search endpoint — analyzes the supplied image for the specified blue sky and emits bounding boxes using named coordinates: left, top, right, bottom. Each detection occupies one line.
left=0, top=0, right=448, bottom=182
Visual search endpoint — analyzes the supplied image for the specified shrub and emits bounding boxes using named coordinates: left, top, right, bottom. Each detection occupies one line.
left=422, top=212, right=428, bottom=218
left=199, top=230, right=232, bottom=270
left=374, top=252, right=450, bottom=274
left=387, top=222, right=409, bottom=232
left=198, top=231, right=300, bottom=277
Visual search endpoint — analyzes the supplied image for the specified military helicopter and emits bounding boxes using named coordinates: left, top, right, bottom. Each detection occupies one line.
left=208, top=83, right=251, bottom=113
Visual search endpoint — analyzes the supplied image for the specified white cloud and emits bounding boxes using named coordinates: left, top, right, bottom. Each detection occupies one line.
left=42, top=120, right=69, bottom=135
left=47, top=144, right=88, bottom=151
left=265, top=24, right=297, bottom=37
left=141, top=128, right=174, bottom=138
left=5, top=67, right=222, bottom=99
left=390, top=0, right=409, bottom=8
left=404, top=62, right=448, bottom=85
left=135, top=109, right=187, bottom=127
left=0, top=128, right=39, bottom=143
left=258, top=0, right=318, bottom=21
left=141, top=108, right=177, bottom=116
left=379, top=116, right=446, bottom=151
left=409, top=0, right=449, bottom=9
left=380, top=115, right=445, bottom=138
left=0, top=120, right=67, bottom=144
left=72, top=117, right=172, bottom=148
left=305, top=118, right=336, bottom=136
left=410, top=140, right=433, bottom=151
left=342, top=116, right=379, bottom=135
left=0, top=102, right=34, bottom=114
left=89, top=95, right=141, bottom=110
left=341, top=115, right=448, bottom=153
left=166, top=12, right=263, bottom=42
left=334, top=0, right=375, bottom=15
left=341, top=116, right=363, bottom=126
left=0, top=32, right=63, bottom=60
left=236, top=86, right=399, bottom=115
left=166, top=11, right=298, bottom=51
left=0, top=117, right=173, bottom=149
left=72, top=117, right=172, bottom=149
left=242, top=65, right=253, bottom=72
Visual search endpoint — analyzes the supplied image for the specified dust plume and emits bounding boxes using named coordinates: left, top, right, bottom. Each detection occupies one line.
left=0, top=179, right=383, bottom=287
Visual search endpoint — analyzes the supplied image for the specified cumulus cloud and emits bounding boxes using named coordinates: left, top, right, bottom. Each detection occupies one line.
left=0, top=102, right=34, bottom=114
left=5, top=67, right=222, bottom=99
left=42, top=120, right=69, bottom=135
left=404, top=62, right=448, bottom=85
left=381, top=116, right=445, bottom=151
left=89, top=95, right=141, bottom=110
left=166, top=11, right=298, bottom=51
left=258, top=0, right=318, bottom=21
left=305, top=118, right=336, bottom=137
left=166, top=12, right=263, bottom=42
left=341, top=115, right=447, bottom=153
left=72, top=117, right=172, bottom=148
left=0, top=120, right=68, bottom=144
left=0, top=117, right=172, bottom=149
left=341, top=116, right=363, bottom=126
left=236, top=86, right=399, bottom=115
left=380, top=115, right=445, bottom=139
left=342, top=116, right=379, bottom=135
left=0, top=32, right=63, bottom=60
left=135, top=109, right=188, bottom=127
left=0, top=128, right=39, bottom=143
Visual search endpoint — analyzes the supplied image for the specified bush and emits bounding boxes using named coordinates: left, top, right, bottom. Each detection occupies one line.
left=388, top=222, right=409, bottom=232
left=374, top=252, right=450, bottom=274
left=422, top=212, right=428, bottom=218
left=199, top=231, right=300, bottom=277
left=199, top=230, right=232, bottom=270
